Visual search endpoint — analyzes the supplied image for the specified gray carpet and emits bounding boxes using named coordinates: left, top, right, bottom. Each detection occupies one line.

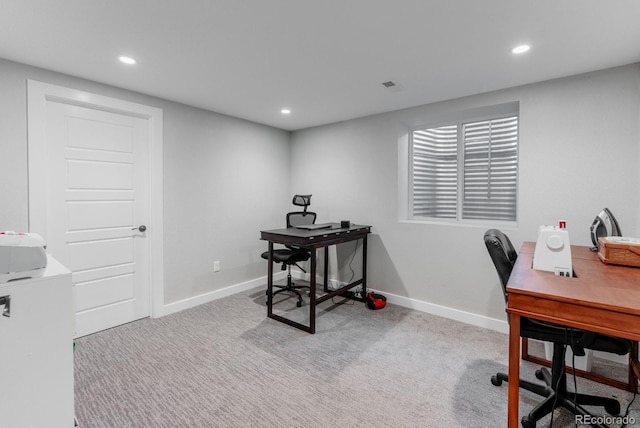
left=74, top=285, right=638, bottom=427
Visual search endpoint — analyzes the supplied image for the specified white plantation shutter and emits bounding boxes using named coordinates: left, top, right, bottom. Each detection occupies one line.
left=462, top=116, right=518, bottom=221
left=412, top=125, right=458, bottom=218
left=411, top=115, right=518, bottom=222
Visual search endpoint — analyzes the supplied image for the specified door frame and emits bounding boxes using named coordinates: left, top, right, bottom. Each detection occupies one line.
left=27, top=80, right=165, bottom=318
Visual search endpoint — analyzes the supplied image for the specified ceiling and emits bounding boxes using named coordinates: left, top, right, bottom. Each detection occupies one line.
left=2, top=1, right=640, bottom=131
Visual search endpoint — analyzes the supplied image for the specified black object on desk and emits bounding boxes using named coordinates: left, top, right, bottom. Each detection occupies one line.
left=260, top=223, right=371, bottom=333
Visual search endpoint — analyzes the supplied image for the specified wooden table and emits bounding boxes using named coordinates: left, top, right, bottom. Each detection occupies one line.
left=261, top=223, right=371, bottom=333
left=506, top=242, right=640, bottom=427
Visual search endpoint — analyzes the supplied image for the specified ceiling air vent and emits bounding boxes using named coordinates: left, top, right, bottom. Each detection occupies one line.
left=382, top=80, right=403, bottom=92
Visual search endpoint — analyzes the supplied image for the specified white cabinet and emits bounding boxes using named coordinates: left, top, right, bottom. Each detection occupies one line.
left=0, top=256, right=74, bottom=428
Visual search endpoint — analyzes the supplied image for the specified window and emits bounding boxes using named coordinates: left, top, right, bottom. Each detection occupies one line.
left=410, top=114, right=518, bottom=222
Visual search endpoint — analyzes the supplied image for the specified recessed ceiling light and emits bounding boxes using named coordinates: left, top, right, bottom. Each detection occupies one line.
left=281, top=108, right=291, bottom=115
left=118, top=56, right=137, bottom=65
left=512, top=45, right=530, bottom=54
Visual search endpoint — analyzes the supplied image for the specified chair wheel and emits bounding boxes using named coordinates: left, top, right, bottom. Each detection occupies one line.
left=491, top=375, right=502, bottom=386
left=521, top=416, right=535, bottom=428
left=605, top=401, right=621, bottom=415
left=535, top=369, right=544, bottom=380
left=296, top=301, right=302, bottom=308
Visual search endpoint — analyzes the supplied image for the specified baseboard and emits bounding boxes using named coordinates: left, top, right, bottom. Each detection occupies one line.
left=378, top=290, right=509, bottom=335
left=162, top=271, right=286, bottom=316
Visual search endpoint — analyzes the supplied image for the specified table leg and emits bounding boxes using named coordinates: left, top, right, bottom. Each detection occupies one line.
left=323, top=247, right=329, bottom=293
left=309, top=246, right=317, bottom=334
left=508, top=313, right=521, bottom=428
left=630, top=342, right=639, bottom=393
left=362, top=236, right=368, bottom=298
left=267, top=241, right=273, bottom=317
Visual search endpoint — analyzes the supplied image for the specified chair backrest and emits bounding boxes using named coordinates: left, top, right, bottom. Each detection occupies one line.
left=287, top=211, right=317, bottom=228
left=484, top=229, right=518, bottom=303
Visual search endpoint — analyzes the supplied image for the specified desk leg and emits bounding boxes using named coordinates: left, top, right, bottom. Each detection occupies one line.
left=309, top=247, right=317, bottom=334
left=508, top=313, right=521, bottom=428
left=323, top=247, right=329, bottom=293
left=630, top=342, right=639, bottom=393
left=362, top=236, right=368, bottom=298
left=267, top=241, right=274, bottom=317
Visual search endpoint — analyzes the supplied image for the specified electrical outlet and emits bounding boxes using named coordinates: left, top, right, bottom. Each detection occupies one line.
left=213, top=260, right=220, bottom=272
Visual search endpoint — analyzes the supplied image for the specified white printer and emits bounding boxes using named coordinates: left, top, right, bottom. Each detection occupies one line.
left=533, top=225, right=573, bottom=277
left=0, top=232, right=47, bottom=283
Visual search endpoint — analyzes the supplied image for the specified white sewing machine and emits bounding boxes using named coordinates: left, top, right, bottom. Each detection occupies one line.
left=0, top=232, right=47, bottom=283
left=533, top=225, right=573, bottom=277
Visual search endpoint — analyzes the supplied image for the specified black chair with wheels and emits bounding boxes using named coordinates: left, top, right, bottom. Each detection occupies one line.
left=484, top=229, right=631, bottom=428
left=261, top=195, right=316, bottom=308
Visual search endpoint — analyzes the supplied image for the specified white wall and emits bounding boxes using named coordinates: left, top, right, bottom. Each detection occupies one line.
left=1, top=56, right=638, bottom=323
left=0, top=58, right=291, bottom=306
left=290, top=63, right=640, bottom=322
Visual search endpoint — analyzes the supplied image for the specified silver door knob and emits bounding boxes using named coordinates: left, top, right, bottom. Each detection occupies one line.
left=132, top=225, right=147, bottom=232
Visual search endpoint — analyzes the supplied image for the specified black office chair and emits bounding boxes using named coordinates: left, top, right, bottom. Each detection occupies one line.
left=261, top=195, right=316, bottom=308
left=484, top=229, right=631, bottom=428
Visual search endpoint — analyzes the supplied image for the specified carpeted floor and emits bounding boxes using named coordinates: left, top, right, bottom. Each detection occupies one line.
left=74, top=285, right=638, bottom=427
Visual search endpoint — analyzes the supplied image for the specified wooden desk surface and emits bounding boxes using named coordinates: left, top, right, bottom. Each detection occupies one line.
left=506, top=242, right=640, bottom=427
left=507, top=243, right=640, bottom=340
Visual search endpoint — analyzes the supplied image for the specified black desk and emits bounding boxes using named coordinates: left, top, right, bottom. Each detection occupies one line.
left=260, top=223, right=371, bottom=333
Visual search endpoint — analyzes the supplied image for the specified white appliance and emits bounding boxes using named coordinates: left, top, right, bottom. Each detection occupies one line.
left=0, top=255, right=74, bottom=427
left=533, top=225, right=572, bottom=277
left=0, top=232, right=47, bottom=283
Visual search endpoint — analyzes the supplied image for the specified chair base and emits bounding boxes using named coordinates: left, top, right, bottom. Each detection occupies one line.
left=266, top=271, right=310, bottom=308
left=491, top=344, right=621, bottom=428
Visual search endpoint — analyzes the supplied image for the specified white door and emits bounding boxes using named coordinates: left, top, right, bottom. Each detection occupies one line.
left=43, top=101, right=151, bottom=337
